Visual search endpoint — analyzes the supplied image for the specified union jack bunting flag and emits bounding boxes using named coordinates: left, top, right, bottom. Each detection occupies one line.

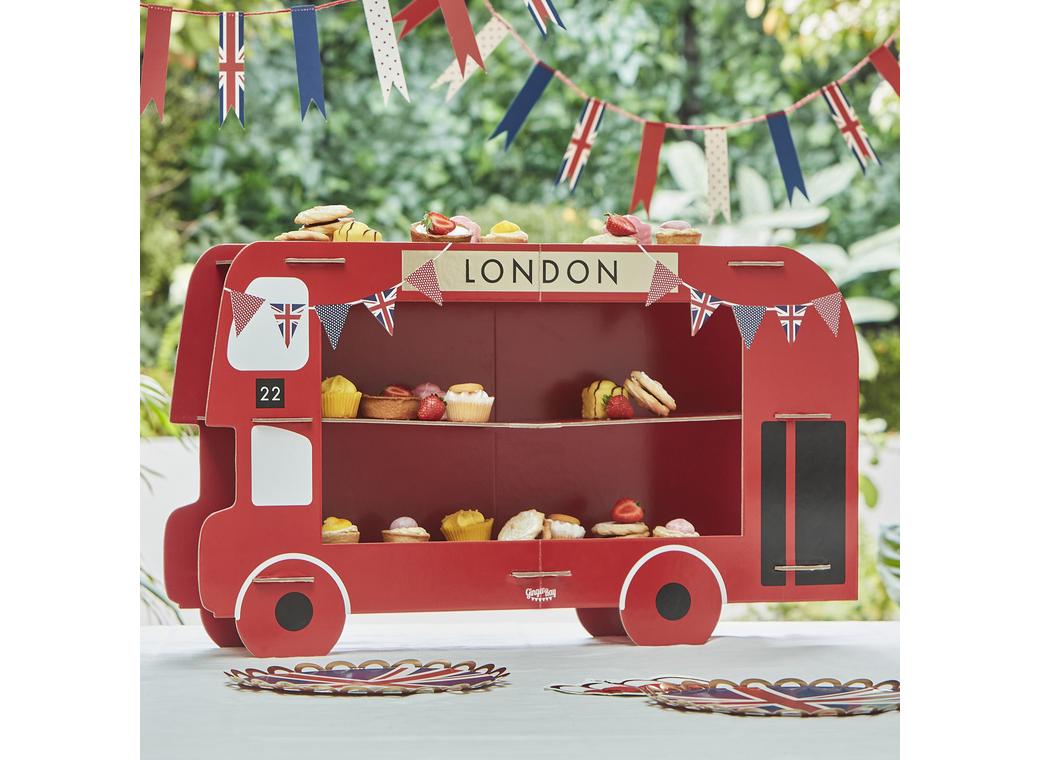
left=363, top=286, right=399, bottom=336
left=556, top=98, right=605, bottom=192
left=270, top=303, right=305, bottom=348
left=690, top=288, right=723, bottom=337
left=821, top=82, right=878, bottom=172
left=774, top=304, right=809, bottom=343
left=525, top=0, right=565, bottom=38
left=218, top=12, right=245, bottom=126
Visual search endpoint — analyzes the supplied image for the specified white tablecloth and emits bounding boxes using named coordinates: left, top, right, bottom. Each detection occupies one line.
left=141, top=612, right=898, bottom=759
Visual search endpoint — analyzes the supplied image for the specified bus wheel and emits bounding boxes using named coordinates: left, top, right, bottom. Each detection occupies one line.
left=200, top=608, right=242, bottom=647
left=235, top=557, right=347, bottom=658
left=575, top=607, right=628, bottom=639
left=619, top=546, right=724, bottom=646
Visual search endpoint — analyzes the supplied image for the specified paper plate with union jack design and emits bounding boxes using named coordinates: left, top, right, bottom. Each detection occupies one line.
left=225, top=659, right=509, bottom=696
left=546, top=677, right=708, bottom=697
left=641, top=678, right=900, bottom=717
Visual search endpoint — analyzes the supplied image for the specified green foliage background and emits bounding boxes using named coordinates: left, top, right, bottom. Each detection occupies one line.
left=141, top=1, right=899, bottom=620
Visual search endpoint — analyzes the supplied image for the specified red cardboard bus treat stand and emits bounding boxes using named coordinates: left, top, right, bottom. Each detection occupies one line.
left=164, top=241, right=858, bottom=657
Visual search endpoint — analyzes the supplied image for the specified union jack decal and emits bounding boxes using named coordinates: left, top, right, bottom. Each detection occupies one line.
left=362, top=286, right=399, bottom=336
left=270, top=302, right=305, bottom=348
left=218, top=12, right=245, bottom=126
left=525, top=0, right=565, bottom=38
left=774, top=303, right=809, bottom=343
left=689, top=288, right=723, bottom=337
left=556, top=98, right=605, bottom=192
left=821, top=82, right=878, bottom=172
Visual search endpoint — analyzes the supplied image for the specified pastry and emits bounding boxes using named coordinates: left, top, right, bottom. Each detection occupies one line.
left=382, top=516, right=431, bottom=543
left=411, top=211, right=473, bottom=243
left=542, top=514, right=586, bottom=540
left=359, top=393, right=420, bottom=420
left=622, top=214, right=653, bottom=246
left=445, top=383, right=495, bottom=423
left=582, top=233, right=637, bottom=245
left=623, top=371, right=676, bottom=417
left=321, top=376, right=362, bottom=418
left=591, top=521, right=650, bottom=538
left=451, top=215, right=482, bottom=243
left=480, top=220, right=529, bottom=244
left=275, top=230, right=330, bottom=241
left=583, top=212, right=639, bottom=245
left=653, top=518, right=700, bottom=538
left=332, top=219, right=383, bottom=242
left=295, top=204, right=353, bottom=227
left=383, top=384, right=413, bottom=397
left=654, top=220, right=702, bottom=245
left=498, top=509, right=545, bottom=541
left=441, top=509, right=495, bottom=541
left=580, top=379, right=627, bottom=420
left=322, top=516, right=360, bottom=544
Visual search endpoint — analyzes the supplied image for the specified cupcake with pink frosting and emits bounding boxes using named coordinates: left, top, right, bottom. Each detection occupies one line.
left=654, top=220, right=702, bottom=245
left=382, top=516, right=431, bottom=543
left=652, top=518, right=700, bottom=538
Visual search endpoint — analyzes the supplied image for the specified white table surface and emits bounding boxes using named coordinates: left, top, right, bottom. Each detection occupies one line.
left=141, top=612, right=899, bottom=759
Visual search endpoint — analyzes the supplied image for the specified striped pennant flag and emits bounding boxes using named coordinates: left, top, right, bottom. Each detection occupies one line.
left=525, top=0, right=565, bottom=37
left=556, top=98, right=605, bottom=192
left=821, top=82, right=879, bottom=173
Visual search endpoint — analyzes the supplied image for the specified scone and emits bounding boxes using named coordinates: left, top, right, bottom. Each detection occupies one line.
left=498, top=509, right=545, bottom=541
left=591, top=521, right=650, bottom=538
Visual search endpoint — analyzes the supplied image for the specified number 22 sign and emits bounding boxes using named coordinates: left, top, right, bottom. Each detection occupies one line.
left=255, top=378, right=285, bottom=409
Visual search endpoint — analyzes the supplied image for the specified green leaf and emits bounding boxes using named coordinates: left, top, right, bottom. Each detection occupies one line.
left=859, top=473, right=879, bottom=508
left=741, top=207, right=830, bottom=229
left=797, top=243, right=849, bottom=272
left=736, top=165, right=773, bottom=217
left=848, top=225, right=901, bottom=259
left=806, top=162, right=859, bottom=205
left=662, top=141, right=707, bottom=195
left=856, top=328, right=879, bottom=380
left=847, top=296, right=899, bottom=324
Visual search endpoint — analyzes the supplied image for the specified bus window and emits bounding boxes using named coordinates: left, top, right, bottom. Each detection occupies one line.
left=251, top=425, right=312, bottom=506
left=228, top=277, right=309, bottom=371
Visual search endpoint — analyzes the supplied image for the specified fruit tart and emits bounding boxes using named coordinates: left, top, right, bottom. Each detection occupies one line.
left=591, top=498, right=649, bottom=538
left=360, top=384, right=421, bottom=420
left=542, top=513, right=586, bottom=540
left=480, top=220, right=528, bottom=244
left=654, top=220, right=702, bottom=245
left=382, top=516, right=431, bottom=543
left=410, top=211, right=473, bottom=243
left=583, top=212, right=638, bottom=245
left=322, top=516, right=360, bottom=544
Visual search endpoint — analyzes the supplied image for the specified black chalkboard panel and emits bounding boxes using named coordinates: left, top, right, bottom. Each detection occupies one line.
left=795, top=421, right=846, bottom=585
left=255, top=378, right=285, bottom=409
left=760, top=422, right=787, bottom=586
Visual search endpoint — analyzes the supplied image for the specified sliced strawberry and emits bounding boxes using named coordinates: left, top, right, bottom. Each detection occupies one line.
left=611, top=497, right=644, bottom=523
left=605, top=395, right=634, bottom=419
left=417, top=394, right=446, bottom=421
left=422, top=211, right=455, bottom=236
left=604, top=212, right=637, bottom=238
left=384, top=384, right=413, bottom=397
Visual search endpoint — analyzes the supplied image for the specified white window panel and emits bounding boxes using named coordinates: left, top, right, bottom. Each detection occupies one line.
left=251, top=425, right=313, bottom=507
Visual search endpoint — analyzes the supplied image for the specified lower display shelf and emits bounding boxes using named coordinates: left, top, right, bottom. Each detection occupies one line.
left=321, top=413, right=741, bottom=429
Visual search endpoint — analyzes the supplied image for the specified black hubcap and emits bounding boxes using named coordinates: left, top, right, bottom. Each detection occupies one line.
left=655, top=582, right=691, bottom=621
left=274, top=592, right=314, bottom=631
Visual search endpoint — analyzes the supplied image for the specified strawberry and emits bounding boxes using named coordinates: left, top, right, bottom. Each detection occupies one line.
left=384, top=384, right=412, bottom=397
left=611, top=497, right=644, bottom=524
left=604, top=212, right=637, bottom=238
left=604, top=395, right=634, bottom=420
left=418, top=394, right=446, bottom=421
left=422, top=211, right=455, bottom=236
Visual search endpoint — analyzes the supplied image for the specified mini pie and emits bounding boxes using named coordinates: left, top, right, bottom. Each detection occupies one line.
left=591, top=521, right=650, bottom=538
left=542, top=515, right=586, bottom=540
left=498, top=509, right=545, bottom=541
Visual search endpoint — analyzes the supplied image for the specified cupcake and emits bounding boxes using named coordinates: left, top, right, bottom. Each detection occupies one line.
left=451, top=215, right=482, bottom=243
left=410, top=211, right=473, bottom=243
left=441, top=509, right=494, bottom=541
left=497, top=509, right=545, bottom=541
left=480, top=220, right=528, bottom=243
left=445, top=383, right=495, bottom=423
left=382, top=516, right=431, bottom=543
left=654, top=220, right=702, bottom=245
left=542, top=513, right=586, bottom=540
left=322, top=516, right=360, bottom=544
left=652, top=518, right=700, bottom=538
left=321, top=376, right=362, bottom=418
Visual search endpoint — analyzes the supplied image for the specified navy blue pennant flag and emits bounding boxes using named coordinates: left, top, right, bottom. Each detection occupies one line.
left=489, top=62, right=555, bottom=150
left=291, top=5, right=326, bottom=119
left=315, top=303, right=350, bottom=350
left=766, top=112, right=808, bottom=203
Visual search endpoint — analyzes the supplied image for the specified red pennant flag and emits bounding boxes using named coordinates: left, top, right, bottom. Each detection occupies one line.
left=140, top=5, right=173, bottom=119
left=439, top=0, right=484, bottom=74
left=812, top=292, right=843, bottom=337
left=393, top=0, right=439, bottom=38
left=645, top=261, right=683, bottom=306
left=629, top=122, right=666, bottom=215
left=868, top=45, right=900, bottom=96
left=405, top=259, right=444, bottom=306
left=228, top=289, right=265, bottom=336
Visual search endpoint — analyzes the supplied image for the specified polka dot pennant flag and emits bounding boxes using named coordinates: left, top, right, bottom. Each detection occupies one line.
left=704, top=129, right=731, bottom=223
left=645, top=260, right=683, bottom=306
left=405, top=259, right=444, bottom=306
left=228, top=289, right=265, bottom=336
left=812, top=292, right=843, bottom=337
left=732, top=304, right=766, bottom=349
left=431, top=16, right=509, bottom=102
left=363, top=0, right=410, bottom=105
left=315, top=303, right=351, bottom=350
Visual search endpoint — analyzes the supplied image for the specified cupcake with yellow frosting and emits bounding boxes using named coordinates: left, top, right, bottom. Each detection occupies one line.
left=322, top=516, right=360, bottom=544
left=445, top=383, right=495, bottom=423
left=441, top=509, right=494, bottom=541
left=321, top=376, right=362, bottom=418
left=480, top=220, right=529, bottom=244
